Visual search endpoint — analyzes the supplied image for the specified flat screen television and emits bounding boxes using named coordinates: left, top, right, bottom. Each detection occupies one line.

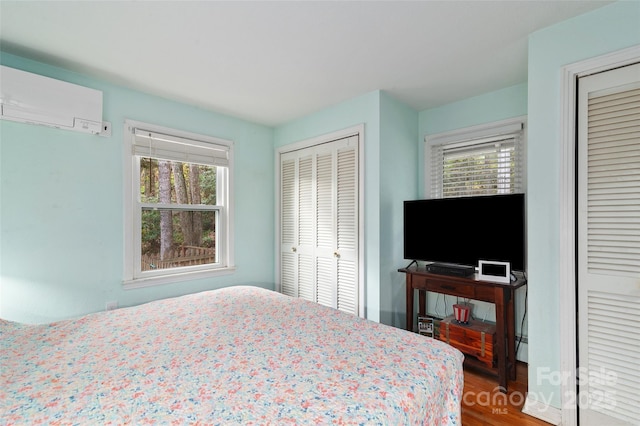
left=403, top=193, right=526, bottom=272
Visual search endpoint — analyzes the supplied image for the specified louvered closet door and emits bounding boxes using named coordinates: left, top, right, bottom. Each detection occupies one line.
left=280, top=150, right=315, bottom=300
left=315, top=145, right=335, bottom=308
left=279, top=135, right=359, bottom=315
left=280, top=155, right=297, bottom=297
left=577, top=62, right=640, bottom=425
left=335, top=141, right=358, bottom=314
left=314, top=137, right=358, bottom=314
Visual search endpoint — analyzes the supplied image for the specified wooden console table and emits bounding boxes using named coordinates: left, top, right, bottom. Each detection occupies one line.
left=398, top=265, right=526, bottom=392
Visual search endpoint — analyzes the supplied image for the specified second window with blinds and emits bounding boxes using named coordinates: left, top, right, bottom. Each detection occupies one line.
left=426, top=118, right=526, bottom=198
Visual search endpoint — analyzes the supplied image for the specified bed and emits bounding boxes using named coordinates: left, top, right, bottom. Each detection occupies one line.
left=1, top=286, right=463, bottom=424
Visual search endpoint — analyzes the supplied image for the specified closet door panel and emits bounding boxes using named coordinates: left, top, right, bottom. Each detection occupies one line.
left=335, top=138, right=358, bottom=315
left=280, top=156, right=297, bottom=297
left=315, top=150, right=336, bottom=307
left=578, top=62, right=640, bottom=425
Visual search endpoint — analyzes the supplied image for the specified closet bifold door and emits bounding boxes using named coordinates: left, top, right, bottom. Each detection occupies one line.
left=334, top=140, right=358, bottom=314
left=577, top=62, right=640, bottom=425
left=279, top=135, right=359, bottom=315
left=279, top=150, right=315, bottom=301
left=280, top=154, right=298, bottom=298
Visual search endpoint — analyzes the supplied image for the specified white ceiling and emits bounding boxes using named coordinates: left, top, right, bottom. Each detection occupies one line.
left=0, top=1, right=612, bottom=127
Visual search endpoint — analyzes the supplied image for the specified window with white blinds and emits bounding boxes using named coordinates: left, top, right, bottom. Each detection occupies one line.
left=427, top=119, right=525, bottom=198
left=123, top=119, right=234, bottom=288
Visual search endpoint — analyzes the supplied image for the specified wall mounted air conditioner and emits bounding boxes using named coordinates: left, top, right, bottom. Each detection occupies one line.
left=0, top=65, right=103, bottom=134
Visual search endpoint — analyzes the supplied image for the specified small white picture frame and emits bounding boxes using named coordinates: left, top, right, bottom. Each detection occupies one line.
left=478, top=260, right=511, bottom=284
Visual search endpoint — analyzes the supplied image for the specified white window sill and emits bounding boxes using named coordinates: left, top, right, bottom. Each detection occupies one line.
left=123, top=266, right=236, bottom=290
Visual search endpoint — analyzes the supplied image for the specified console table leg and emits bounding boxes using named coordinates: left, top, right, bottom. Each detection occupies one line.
left=406, top=275, right=414, bottom=332
left=495, top=288, right=508, bottom=392
left=507, top=289, right=517, bottom=381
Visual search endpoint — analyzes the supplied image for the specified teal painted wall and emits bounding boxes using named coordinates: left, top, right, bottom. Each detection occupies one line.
left=379, top=92, right=418, bottom=327
left=0, top=53, right=275, bottom=323
left=274, top=91, right=383, bottom=322
left=527, top=1, right=640, bottom=409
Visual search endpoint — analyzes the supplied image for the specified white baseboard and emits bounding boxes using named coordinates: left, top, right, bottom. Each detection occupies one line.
left=522, top=395, right=562, bottom=425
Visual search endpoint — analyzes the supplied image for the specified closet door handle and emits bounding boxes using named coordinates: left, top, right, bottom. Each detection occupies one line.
left=291, top=247, right=297, bottom=253
left=334, top=251, right=340, bottom=258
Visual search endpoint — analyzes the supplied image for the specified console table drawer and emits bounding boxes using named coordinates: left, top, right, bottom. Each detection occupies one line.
left=412, top=276, right=475, bottom=298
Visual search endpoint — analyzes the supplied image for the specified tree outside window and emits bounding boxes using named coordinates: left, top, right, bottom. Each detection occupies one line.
left=139, top=158, right=218, bottom=271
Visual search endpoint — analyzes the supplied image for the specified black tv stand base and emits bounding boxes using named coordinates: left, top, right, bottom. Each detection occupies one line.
left=425, top=262, right=475, bottom=277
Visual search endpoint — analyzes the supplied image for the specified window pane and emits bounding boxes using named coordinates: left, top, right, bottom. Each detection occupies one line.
left=139, top=157, right=217, bottom=205
left=442, top=147, right=515, bottom=197
left=140, top=209, right=218, bottom=271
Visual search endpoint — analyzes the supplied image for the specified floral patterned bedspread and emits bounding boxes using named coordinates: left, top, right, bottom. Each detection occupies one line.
left=0, top=286, right=463, bottom=425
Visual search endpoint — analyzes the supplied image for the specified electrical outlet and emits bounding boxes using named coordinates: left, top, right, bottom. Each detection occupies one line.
left=106, top=301, right=118, bottom=311
left=99, top=121, right=112, bottom=137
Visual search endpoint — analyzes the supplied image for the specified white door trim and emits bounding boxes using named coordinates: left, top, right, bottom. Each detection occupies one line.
left=557, top=44, right=640, bottom=426
left=275, top=124, right=365, bottom=318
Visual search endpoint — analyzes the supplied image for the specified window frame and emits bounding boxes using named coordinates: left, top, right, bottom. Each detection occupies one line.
left=123, top=119, right=235, bottom=289
left=424, top=116, right=527, bottom=199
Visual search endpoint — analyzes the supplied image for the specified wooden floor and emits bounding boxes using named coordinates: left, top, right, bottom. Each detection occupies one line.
left=461, top=362, right=551, bottom=426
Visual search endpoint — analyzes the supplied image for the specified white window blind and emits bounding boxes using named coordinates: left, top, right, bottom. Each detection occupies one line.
left=133, top=129, right=229, bottom=166
left=429, top=121, right=525, bottom=198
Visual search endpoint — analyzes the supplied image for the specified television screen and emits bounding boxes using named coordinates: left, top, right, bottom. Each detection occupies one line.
left=403, top=194, right=526, bottom=272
